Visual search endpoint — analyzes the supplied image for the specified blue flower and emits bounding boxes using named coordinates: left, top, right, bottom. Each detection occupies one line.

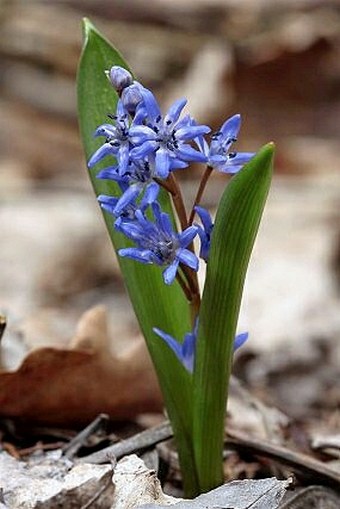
left=194, top=206, right=214, bottom=262
left=97, top=150, right=191, bottom=216
left=153, top=320, right=199, bottom=373
left=96, top=156, right=160, bottom=216
left=196, top=114, right=255, bottom=174
left=129, top=89, right=211, bottom=178
left=88, top=99, right=145, bottom=176
left=97, top=181, right=148, bottom=222
left=117, top=202, right=199, bottom=285
left=153, top=321, right=248, bottom=373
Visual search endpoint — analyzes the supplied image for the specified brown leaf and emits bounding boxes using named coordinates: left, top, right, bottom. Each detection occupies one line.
left=0, top=306, right=162, bottom=426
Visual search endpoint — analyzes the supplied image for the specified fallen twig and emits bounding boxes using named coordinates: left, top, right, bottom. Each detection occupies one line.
left=19, top=440, right=65, bottom=457
left=225, top=430, right=340, bottom=491
left=63, top=413, right=109, bottom=459
left=80, top=419, right=340, bottom=492
left=79, top=420, right=172, bottom=464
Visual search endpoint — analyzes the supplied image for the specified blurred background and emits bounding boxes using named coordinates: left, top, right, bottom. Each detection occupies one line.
left=0, top=0, right=339, bottom=424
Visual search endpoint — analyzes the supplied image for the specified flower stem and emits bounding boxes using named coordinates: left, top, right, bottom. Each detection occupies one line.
left=156, top=174, right=201, bottom=313
left=189, top=290, right=201, bottom=327
left=188, top=165, right=213, bottom=225
left=178, top=265, right=200, bottom=326
left=155, top=175, right=189, bottom=231
left=176, top=271, right=192, bottom=301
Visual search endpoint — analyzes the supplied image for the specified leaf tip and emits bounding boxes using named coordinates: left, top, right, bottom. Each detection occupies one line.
left=266, top=141, right=276, bottom=155
left=261, top=141, right=275, bottom=156
left=253, top=142, right=275, bottom=173
left=82, top=17, right=96, bottom=41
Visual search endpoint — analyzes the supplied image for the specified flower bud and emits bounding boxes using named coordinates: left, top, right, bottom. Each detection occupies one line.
left=106, top=66, right=133, bottom=93
left=121, top=83, right=143, bottom=114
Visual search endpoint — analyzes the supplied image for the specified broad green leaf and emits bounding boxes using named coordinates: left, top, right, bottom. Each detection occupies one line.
left=77, top=19, right=198, bottom=494
left=193, top=144, right=274, bottom=492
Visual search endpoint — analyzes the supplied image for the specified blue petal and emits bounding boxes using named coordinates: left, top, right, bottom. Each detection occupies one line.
left=118, top=248, right=153, bottom=264
left=176, top=248, right=199, bottom=271
left=97, top=194, right=119, bottom=215
left=88, top=143, right=115, bottom=168
left=234, top=332, right=249, bottom=351
left=118, top=144, right=130, bottom=175
left=140, top=182, right=160, bottom=208
left=219, top=152, right=255, bottom=174
left=117, top=221, right=144, bottom=242
left=155, top=147, right=171, bottom=179
left=94, top=124, right=117, bottom=138
left=114, top=184, right=141, bottom=215
left=117, top=181, right=130, bottom=193
left=132, top=103, right=148, bottom=125
left=220, top=114, right=241, bottom=141
left=181, top=331, right=196, bottom=373
left=195, top=134, right=209, bottom=157
left=163, top=259, right=180, bottom=285
left=175, top=144, right=208, bottom=163
left=169, top=158, right=188, bottom=170
left=151, top=202, right=162, bottom=224
left=153, top=328, right=183, bottom=364
left=129, top=125, right=156, bottom=144
left=197, top=227, right=210, bottom=262
left=164, top=98, right=187, bottom=125
left=209, top=154, right=227, bottom=167
left=175, top=125, right=211, bottom=141
left=96, top=165, right=121, bottom=180
left=195, top=206, right=213, bottom=233
left=178, top=226, right=199, bottom=248
left=153, top=321, right=197, bottom=373
left=116, top=99, right=127, bottom=118
left=174, top=113, right=192, bottom=130
left=139, top=86, right=161, bottom=121
left=157, top=209, right=174, bottom=236
left=136, top=208, right=153, bottom=231
left=130, top=141, right=157, bottom=160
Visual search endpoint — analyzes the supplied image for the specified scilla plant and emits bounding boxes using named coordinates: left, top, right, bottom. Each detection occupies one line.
left=77, top=19, right=273, bottom=498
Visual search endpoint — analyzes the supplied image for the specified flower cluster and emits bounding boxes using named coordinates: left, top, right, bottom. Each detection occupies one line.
left=88, top=65, right=253, bottom=371
left=89, top=66, right=254, bottom=280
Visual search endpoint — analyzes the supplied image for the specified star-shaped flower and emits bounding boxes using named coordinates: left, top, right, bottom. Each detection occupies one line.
left=117, top=202, right=199, bottom=285
left=129, top=88, right=210, bottom=178
left=196, top=114, right=255, bottom=174
left=88, top=99, right=145, bottom=176
left=96, top=156, right=160, bottom=216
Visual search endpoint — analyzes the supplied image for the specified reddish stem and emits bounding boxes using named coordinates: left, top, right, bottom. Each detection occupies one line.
left=188, top=165, right=213, bottom=225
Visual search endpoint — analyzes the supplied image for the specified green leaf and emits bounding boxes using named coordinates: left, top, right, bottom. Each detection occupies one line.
left=193, top=143, right=274, bottom=492
left=77, top=19, right=198, bottom=495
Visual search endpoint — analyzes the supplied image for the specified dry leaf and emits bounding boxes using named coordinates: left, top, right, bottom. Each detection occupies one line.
left=0, top=306, right=162, bottom=426
left=138, top=476, right=289, bottom=509
left=0, top=449, right=114, bottom=509
left=0, top=453, right=178, bottom=509
left=111, top=455, right=177, bottom=509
